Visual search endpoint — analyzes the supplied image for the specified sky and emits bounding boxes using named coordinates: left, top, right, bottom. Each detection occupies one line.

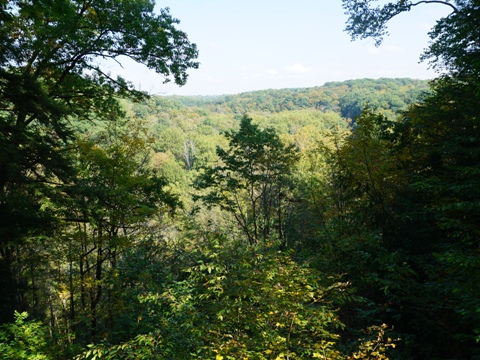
left=110, top=1, right=452, bottom=96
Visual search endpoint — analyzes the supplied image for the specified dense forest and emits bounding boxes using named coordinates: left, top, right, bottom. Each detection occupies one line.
left=0, top=1, right=479, bottom=359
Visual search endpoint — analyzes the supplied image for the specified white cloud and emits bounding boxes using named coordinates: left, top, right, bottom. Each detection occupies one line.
left=285, top=63, right=312, bottom=74
left=265, top=68, right=279, bottom=76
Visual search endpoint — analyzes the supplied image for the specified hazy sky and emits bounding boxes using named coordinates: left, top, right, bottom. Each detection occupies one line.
left=111, top=1, right=452, bottom=96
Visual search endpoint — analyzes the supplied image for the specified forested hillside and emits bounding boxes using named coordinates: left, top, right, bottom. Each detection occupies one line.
left=127, top=78, right=429, bottom=203
left=133, top=77, right=429, bottom=119
left=1, top=1, right=479, bottom=359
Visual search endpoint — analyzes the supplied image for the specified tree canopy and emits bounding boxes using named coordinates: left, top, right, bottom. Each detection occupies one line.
left=0, top=0, right=198, bottom=323
left=2, top=0, right=480, bottom=358
left=338, top=1, right=480, bottom=357
left=342, top=0, right=480, bottom=76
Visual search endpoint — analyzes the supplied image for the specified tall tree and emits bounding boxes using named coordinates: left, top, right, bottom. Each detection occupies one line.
left=195, top=115, right=298, bottom=246
left=0, top=0, right=198, bottom=322
left=338, top=1, right=480, bottom=357
left=64, top=118, right=177, bottom=339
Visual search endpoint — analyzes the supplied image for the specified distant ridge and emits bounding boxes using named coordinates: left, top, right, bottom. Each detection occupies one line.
left=153, top=78, right=430, bottom=119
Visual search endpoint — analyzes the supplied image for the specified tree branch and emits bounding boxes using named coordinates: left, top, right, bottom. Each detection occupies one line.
left=410, top=1, right=458, bottom=13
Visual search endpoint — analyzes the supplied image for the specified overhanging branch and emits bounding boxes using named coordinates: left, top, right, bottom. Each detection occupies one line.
left=410, top=1, right=458, bottom=12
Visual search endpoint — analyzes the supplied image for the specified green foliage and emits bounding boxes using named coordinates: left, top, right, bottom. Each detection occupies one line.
left=0, top=0, right=197, bottom=326
left=342, top=0, right=461, bottom=47
left=96, top=236, right=195, bottom=347
left=0, top=73, right=432, bottom=357
left=185, top=245, right=348, bottom=359
left=342, top=1, right=480, bottom=78
left=55, top=117, right=180, bottom=343
left=75, top=243, right=356, bottom=359
left=317, top=94, right=480, bottom=357
left=391, top=77, right=480, bottom=357
left=129, top=78, right=428, bottom=126
left=348, top=324, right=397, bottom=360
left=1, top=2, right=464, bottom=359
left=421, top=1, right=480, bottom=76
left=0, top=311, right=51, bottom=360
left=2, top=0, right=198, bottom=88
left=334, top=5, right=480, bottom=357
left=195, top=115, right=298, bottom=246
